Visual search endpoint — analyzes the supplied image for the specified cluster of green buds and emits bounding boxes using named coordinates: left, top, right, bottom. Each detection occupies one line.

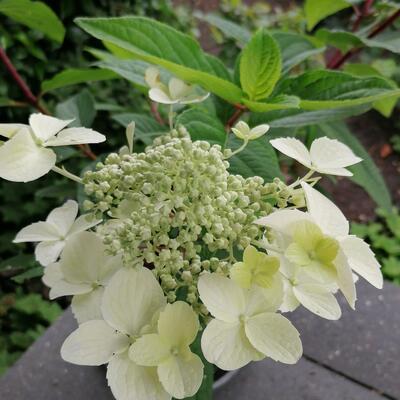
left=82, top=126, right=300, bottom=312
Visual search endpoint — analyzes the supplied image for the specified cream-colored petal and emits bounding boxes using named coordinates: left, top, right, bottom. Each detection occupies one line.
left=245, top=312, right=302, bottom=364
left=102, top=268, right=166, bottom=336
left=249, top=124, right=270, bottom=140
left=0, top=128, right=56, bottom=182
left=46, top=200, right=78, bottom=237
left=45, top=128, right=106, bottom=147
left=158, top=302, right=199, bottom=347
left=149, top=88, right=176, bottom=104
left=168, top=78, right=192, bottom=101
left=301, top=182, right=349, bottom=237
left=230, top=262, right=252, bottom=289
left=310, top=137, right=362, bottom=170
left=340, top=236, right=383, bottom=289
left=29, top=113, right=73, bottom=141
left=198, top=274, right=245, bottom=323
left=61, top=320, right=129, bottom=366
left=179, top=92, right=210, bottom=104
left=14, top=221, right=60, bottom=242
left=68, top=214, right=102, bottom=235
left=270, top=137, right=312, bottom=168
left=71, top=287, right=105, bottom=324
left=0, top=123, right=28, bottom=138
left=279, top=278, right=301, bottom=313
left=42, top=262, right=63, bottom=287
left=35, top=240, right=65, bottom=266
left=293, top=283, right=341, bottom=320
left=107, top=353, right=170, bottom=400
left=129, top=334, right=170, bottom=366
left=335, top=249, right=357, bottom=309
left=158, top=353, right=203, bottom=399
left=313, top=167, right=353, bottom=176
left=201, top=319, right=260, bottom=371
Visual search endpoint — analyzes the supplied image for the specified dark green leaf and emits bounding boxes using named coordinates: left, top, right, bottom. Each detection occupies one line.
left=304, top=0, right=352, bottom=30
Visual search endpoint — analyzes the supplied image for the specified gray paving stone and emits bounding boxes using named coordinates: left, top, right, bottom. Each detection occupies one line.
left=291, top=279, right=400, bottom=399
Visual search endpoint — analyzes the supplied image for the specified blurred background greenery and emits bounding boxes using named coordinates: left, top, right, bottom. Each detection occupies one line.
left=0, top=0, right=399, bottom=375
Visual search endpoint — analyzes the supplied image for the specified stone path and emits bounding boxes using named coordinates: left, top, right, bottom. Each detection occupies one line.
left=0, top=280, right=399, bottom=400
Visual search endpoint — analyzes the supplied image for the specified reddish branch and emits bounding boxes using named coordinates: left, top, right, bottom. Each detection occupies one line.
left=150, top=101, right=166, bottom=125
left=0, top=47, right=97, bottom=160
left=225, top=104, right=247, bottom=131
left=328, top=7, right=400, bottom=69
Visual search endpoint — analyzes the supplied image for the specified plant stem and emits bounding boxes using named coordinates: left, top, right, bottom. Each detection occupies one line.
left=168, top=105, right=174, bottom=130
left=0, top=47, right=97, bottom=160
left=226, top=139, right=249, bottom=158
left=225, top=104, right=247, bottom=132
left=288, top=169, right=315, bottom=188
left=51, top=166, right=83, bottom=184
left=150, top=101, right=165, bottom=125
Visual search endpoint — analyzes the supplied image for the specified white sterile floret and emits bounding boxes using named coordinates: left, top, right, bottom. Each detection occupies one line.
left=130, top=301, right=203, bottom=399
left=256, top=182, right=383, bottom=312
left=14, top=200, right=101, bottom=266
left=61, top=267, right=170, bottom=400
left=270, top=136, right=362, bottom=176
left=231, top=121, right=270, bottom=141
left=198, top=273, right=302, bottom=371
left=0, top=113, right=105, bottom=182
left=145, top=67, right=209, bottom=105
left=43, top=231, right=123, bottom=323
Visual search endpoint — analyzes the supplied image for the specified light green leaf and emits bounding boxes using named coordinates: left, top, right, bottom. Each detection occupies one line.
left=315, top=29, right=363, bottom=52
left=243, top=95, right=300, bottom=112
left=75, top=17, right=243, bottom=104
left=112, top=113, right=167, bottom=145
left=228, top=136, right=283, bottom=182
left=363, top=31, right=400, bottom=54
left=176, top=108, right=226, bottom=145
left=0, top=0, right=65, bottom=43
left=305, top=0, right=352, bottom=30
left=318, top=122, right=392, bottom=211
left=240, top=29, right=281, bottom=101
left=279, top=70, right=400, bottom=110
left=41, top=68, right=117, bottom=93
left=55, top=90, right=96, bottom=128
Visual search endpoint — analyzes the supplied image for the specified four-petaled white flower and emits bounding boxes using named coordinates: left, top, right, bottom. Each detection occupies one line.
left=198, top=273, right=302, bottom=371
left=256, top=182, right=383, bottom=312
left=130, top=301, right=203, bottom=399
left=14, top=200, right=101, bottom=266
left=145, top=67, right=209, bottom=105
left=61, top=267, right=171, bottom=400
left=270, top=136, right=362, bottom=176
left=0, top=113, right=105, bottom=182
left=43, top=231, right=123, bottom=323
left=231, top=121, right=270, bottom=141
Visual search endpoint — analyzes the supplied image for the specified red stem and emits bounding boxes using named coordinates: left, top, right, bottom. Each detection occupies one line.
left=225, top=105, right=247, bottom=131
left=0, top=47, right=96, bottom=160
left=150, top=101, right=166, bottom=125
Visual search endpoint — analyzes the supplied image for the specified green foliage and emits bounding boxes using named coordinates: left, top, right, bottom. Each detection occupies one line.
left=240, top=29, right=282, bottom=101
left=0, top=0, right=65, bottom=43
left=352, top=208, right=400, bottom=284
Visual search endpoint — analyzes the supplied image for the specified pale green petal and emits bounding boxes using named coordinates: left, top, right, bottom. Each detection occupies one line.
left=293, top=284, right=341, bottom=320
left=285, top=243, right=310, bottom=266
left=0, top=123, right=28, bottom=138
left=180, top=92, right=210, bottom=104
left=68, top=214, right=102, bottom=235
left=129, top=334, right=170, bottom=366
left=280, top=279, right=300, bottom=313
left=310, top=137, right=362, bottom=171
left=198, top=274, right=245, bottom=323
left=168, top=78, right=192, bottom=101
left=248, top=124, right=270, bottom=140
left=45, top=128, right=106, bottom=147
left=243, top=245, right=259, bottom=266
left=201, top=319, right=261, bottom=371
left=158, top=353, right=203, bottom=399
left=149, top=88, right=176, bottom=104
left=270, top=137, right=312, bottom=168
left=245, top=312, right=302, bottom=364
left=158, top=302, right=199, bottom=347
left=0, top=128, right=56, bottom=182
left=303, top=261, right=337, bottom=284
left=29, top=113, right=73, bottom=141
left=335, top=249, right=357, bottom=309
left=71, top=287, right=104, bottom=324
left=230, top=262, right=252, bottom=289
left=35, top=240, right=65, bottom=266
left=292, top=220, right=324, bottom=251
left=107, top=353, right=170, bottom=400
left=340, top=236, right=383, bottom=289
left=46, top=200, right=78, bottom=237
left=255, top=209, right=311, bottom=235
left=301, top=182, right=349, bottom=237
left=61, top=320, right=129, bottom=366
left=315, top=237, right=339, bottom=264
left=14, top=221, right=60, bottom=242
left=102, top=268, right=166, bottom=336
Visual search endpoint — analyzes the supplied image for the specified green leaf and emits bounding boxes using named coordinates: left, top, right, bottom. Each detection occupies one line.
left=176, top=108, right=226, bottom=145
left=11, top=266, right=44, bottom=283
left=13, top=293, right=61, bottom=322
left=305, top=0, right=352, bottom=30
left=55, top=90, right=96, bottom=128
left=250, top=105, right=370, bottom=128
left=315, top=29, right=363, bottom=52
left=243, top=95, right=300, bottom=112
left=318, top=122, right=392, bottom=211
left=363, top=31, right=400, bottom=54
left=279, top=70, right=400, bottom=110
left=41, top=68, right=117, bottom=93
left=0, top=0, right=65, bottom=43
left=271, top=31, right=325, bottom=74
left=240, top=29, right=281, bottom=101
left=228, top=136, right=282, bottom=182
left=112, top=113, right=167, bottom=145
left=75, top=17, right=243, bottom=104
